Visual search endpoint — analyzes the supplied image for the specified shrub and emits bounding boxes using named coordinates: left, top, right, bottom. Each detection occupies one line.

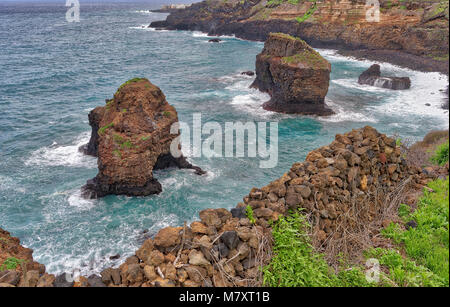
left=365, top=248, right=445, bottom=287
left=382, top=178, right=449, bottom=286
left=430, top=141, right=449, bottom=166
left=263, top=210, right=372, bottom=287
left=246, top=205, right=256, bottom=224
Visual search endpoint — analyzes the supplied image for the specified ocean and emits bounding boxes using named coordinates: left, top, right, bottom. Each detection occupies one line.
left=0, top=1, right=448, bottom=275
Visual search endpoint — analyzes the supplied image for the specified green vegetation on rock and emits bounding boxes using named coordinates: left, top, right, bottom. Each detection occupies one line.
left=263, top=210, right=372, bottom=287
left=98, top=122, right=114, bottom=135
left=295, top=1, right=317, bottom=23
left=382, top=177, right=449, bottom=286
left=116, top=77, right=147, bottom=95
left=430, top=141, right=449, bottom=166
left=246, top=205, right=256, bottom=224
left=1, top=257, right=24, bottom=270
left=281, top=49, right=329, bottom=69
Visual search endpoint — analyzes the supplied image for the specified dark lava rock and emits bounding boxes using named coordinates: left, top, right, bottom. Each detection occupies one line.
left=54, top=273, right=75, bottom=288
left=231, top=207, right=246, bottom=219
left=109, top=254, right=120, bottom=260
left=87, top=274, right=107, bottom=287
left=220, top=231, right=240, bottom=250
left=241, top=71, right=255, bottom=76
left=358, top=64, right=411, bottom=90
left=208, top=38, right=221, bottom=43
left=217, top=242, right=230, bottom=258
left=406, top=220, right=418, bottom=229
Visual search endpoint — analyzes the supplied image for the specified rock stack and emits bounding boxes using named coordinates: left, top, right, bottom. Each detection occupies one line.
left=358, top=64, right=411, bottom=90
left=251, top=33, right=334, bottom=115
left=80, top=78, right=204, bottom=199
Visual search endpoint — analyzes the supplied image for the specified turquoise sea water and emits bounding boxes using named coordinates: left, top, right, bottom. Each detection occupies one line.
left=0, top=2, right=448, bottom=275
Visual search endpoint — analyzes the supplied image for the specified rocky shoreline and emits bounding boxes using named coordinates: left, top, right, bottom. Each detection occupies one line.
left=2, top=126, right=448, bottom=287
left=150, top=0, right=449, bottom=75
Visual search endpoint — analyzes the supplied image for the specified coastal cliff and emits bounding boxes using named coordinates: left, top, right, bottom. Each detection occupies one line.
left=252, top=33, right=333, bottom=115
left=81, top=78, right=203, bottom=199
left=150, top=0, right=449, bottom=74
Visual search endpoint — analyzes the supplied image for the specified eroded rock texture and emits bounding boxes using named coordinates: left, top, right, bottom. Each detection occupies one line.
left=251, top=33, right=333, bottom=115
left=81, top=78, right=203, bottom=199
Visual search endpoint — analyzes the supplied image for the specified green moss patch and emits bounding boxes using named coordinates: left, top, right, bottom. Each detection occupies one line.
left=281, top=49, right=329, bottom=69
left=98, top=122, right=114, bottom=135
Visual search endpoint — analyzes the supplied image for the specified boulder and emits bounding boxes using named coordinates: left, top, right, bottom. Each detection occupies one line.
left=154, top=227, right=181, bottom=248
left=208, top=38, right=221, bottom=43
left=36, top=273, right=55, bottom=287
left=251, top=33, right=333, bottom=116
left=54, top=273, right=74, bottom=288
left=0, top=271, right=20, bottom=286
left=87, top=274, right=107, bottom=287
left=220, top=231, right=240, bottom=250
left=358, top=64, right=411, bottom=90
left=241, top=71, right=255, bottom=76
left=188, top=250, right=210, bottom=266
left=81, top=78, right=204, bottom=198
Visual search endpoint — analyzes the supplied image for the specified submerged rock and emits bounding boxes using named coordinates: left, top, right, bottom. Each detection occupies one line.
left=358, top=64, right=411, bottom=90
left=251, top=33, right=333, bottom=115
left=208, top=38, right=221, bottom=43
left=241, top=71, right=255, bottom=76
left=81, top=78, right=204, bottom=199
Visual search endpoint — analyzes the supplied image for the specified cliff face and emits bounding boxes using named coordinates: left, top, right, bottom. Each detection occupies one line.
left=81, top=78, right=203, bottom=199
left=151, top=0, right=449, bottom=74
left=252, top=33, right=333, bottom=115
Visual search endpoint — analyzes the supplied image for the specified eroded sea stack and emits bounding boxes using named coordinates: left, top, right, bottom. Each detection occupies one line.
left=251, top=33, right=333, bottom=115
left=81, top=78, right=203, bottom=199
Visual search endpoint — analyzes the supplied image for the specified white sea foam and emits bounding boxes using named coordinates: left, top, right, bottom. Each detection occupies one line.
left=372, top=71, right=449, bottom=128
left=318, top=48, right=448, bottom=129
left=332, top=78, right=391, bottom=93
left=25, top=132, right=97, bottom=168
left=319, top=99, right=378, bottom=123
left=192, top=31, right=210, bottom=38
left=67, top=190, right=95, bottom=210
left=134, top=10, right=153, bottom=14
left=0, top=175, right=25, bottom=193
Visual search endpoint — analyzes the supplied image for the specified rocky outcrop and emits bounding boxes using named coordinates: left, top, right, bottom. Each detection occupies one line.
left=0, top=228, right=55, bottom=287
left=92, top=126, right=445, bottom=287
left=251, top=33, right=333, bottom=115
left=150, top=0, right=449, bottom=74
left=81, top=78, right=204, bottom=199
left=358, top=64, right=411, bottom=90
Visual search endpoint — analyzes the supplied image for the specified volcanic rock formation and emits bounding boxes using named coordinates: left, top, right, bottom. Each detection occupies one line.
left=251, top=33, right=333, bottom=115
left=80, top=78, right=204, bottom=199
left=358, top=64, right=411, bottom=90
left=150, top=0, right=449, bottom=74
